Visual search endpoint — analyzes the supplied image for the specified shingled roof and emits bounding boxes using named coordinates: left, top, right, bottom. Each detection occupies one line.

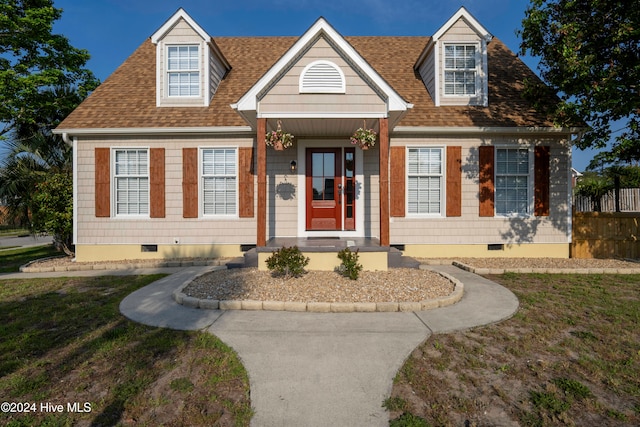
left=57, top=35, right=555, bottom=130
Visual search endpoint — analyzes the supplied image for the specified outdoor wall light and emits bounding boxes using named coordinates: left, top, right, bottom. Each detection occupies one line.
left=290, top=160, right=297, bottom=172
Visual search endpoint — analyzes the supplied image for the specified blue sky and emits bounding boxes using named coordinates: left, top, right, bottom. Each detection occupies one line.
left=50, top=0, right=600, bottom=170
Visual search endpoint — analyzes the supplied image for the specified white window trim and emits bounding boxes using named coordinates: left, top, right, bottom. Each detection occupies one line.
left=299, top=60, right=346, bottom=94
left=405, top=146, right=446, bottom=218
left=442, top=42, right=481, bottom=98
left=199, top=146, right=239, bottom=219
left=166, top=44, right=201, bottom=98
left=112, top=147, right=150, bottom=219
left=494, top=146, right=534, bottom=218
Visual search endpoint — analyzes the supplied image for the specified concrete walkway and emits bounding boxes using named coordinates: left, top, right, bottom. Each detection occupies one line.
left=2, top=263, right=519, bottom=426
left=117, top=263, right=518, bottom=427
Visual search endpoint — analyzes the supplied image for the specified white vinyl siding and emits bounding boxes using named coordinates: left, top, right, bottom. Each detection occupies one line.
left=444, top=44, right=477, bottom=96
left=202, top=148, right=237, bottom=216
left=114, top=149, right=149, bottom=216
left=495, top=148, right=531, bottom=216
left=167, top=45, right=200, bottom=97
left=407, top=147, right=443, bottom=215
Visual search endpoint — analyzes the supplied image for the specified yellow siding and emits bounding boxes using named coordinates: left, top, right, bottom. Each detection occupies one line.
left=75, top=244, right=242, bottom=262
left=404, top=243, right=570, bottom=259
left=258, top=251, right=388, bottom=271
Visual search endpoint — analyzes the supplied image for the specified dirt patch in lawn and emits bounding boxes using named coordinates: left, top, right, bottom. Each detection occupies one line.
left=387, top=273, right=640, bottom=426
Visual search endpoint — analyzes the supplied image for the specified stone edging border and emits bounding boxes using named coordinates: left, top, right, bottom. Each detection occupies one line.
left=172, top=265, right=464, bottom=313
left=452, top=261, right=640, bottom=275
left=20, top=258, right=227, bottom=273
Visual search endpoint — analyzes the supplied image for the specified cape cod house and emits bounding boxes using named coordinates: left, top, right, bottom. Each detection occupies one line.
left=55, top=7, right=577, bottom=268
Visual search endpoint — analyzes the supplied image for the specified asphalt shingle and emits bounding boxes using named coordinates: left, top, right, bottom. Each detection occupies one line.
left=57, top=35, right=554, bottom=130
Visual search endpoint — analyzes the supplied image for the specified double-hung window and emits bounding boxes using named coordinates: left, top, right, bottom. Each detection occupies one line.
left=114, top=149, right=149, bottom=216
left=202, top=148, right=237, bottom=216
left=167, top=45, right=200, bottom=97
left=407, top=148, right=443, bottom=215
left=495, top=148, right=531, bottom=215
left=444, top=45, right=477, bottom=96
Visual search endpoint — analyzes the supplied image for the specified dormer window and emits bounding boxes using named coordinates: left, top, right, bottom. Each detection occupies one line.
left=167, top=45, right=200, bottom=97
left=413, top=7, right=492, bottom=107
left=151, top=9, right=231, bottom=107
left=444, top=44, right=478, bottom=96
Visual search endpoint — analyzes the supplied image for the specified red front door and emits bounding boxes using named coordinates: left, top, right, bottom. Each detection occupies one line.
left=306, top=148, right=341, bottom=230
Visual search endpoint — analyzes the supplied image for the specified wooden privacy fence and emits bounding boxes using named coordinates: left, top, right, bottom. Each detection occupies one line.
left=571, top=211, right=640, bottom=259
left=573, top=188, right=640, bottom=212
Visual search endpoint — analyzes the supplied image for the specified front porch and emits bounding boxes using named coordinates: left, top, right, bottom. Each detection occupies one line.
left=255, top=117, right=392, bottom=251
left=241, top=237, right=419, bottom=271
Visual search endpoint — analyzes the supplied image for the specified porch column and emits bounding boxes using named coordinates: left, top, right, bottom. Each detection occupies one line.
left=379, top=117, right=390, bottom=246
left=257, top=118, right=267, bottom=246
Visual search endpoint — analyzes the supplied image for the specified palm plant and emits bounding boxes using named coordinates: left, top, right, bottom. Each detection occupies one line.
left=0, top=86, right=77, bottom=252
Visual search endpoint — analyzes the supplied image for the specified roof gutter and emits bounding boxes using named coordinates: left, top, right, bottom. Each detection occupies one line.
left=60, top=132, right=72, bottom=145
left=53, top=126, right=255, bottom=137
left=392, top=126, right=585, bottom=137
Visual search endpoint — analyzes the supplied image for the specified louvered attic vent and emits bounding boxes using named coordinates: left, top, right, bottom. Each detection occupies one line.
left=299, top=60, right=346, bottom=93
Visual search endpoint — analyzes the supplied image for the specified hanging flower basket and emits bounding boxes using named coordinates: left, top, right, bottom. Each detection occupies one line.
left=265, top=120, right=294, bottom=151
left=350, top=124, right=377, bottom=150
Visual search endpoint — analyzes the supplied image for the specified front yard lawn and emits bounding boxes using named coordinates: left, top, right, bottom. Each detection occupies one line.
left=0, top=245, right=61, bottom=273
left=0, top=275, right=251, bottom=426
left=388, top=273, right=640, bottom=426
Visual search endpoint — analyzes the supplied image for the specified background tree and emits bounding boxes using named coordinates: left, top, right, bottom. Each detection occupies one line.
left=519, top=0, right=640, bottom=159
left=0, top=0, right=98, bottom=137
left=0, top=1, right=99, bottom=252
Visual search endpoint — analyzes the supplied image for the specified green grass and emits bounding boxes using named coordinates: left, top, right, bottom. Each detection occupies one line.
left=0, top=275, right=252, bottom=426
left=0, top=244, right=61, bottom=273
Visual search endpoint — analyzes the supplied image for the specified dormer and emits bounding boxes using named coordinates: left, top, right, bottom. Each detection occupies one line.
left=151, top=8, right=230, bottom=107
left=415, top=7, right=492, bottom=107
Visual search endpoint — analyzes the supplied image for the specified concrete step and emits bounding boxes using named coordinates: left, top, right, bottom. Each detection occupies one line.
left=226, top=248, right=258, bottom=269
left=388, top=247, right=420, bottom=269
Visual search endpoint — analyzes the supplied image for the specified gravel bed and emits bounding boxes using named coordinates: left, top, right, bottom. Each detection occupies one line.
left=184, top=268, right=455, bottom=303
left=439, top=257, right=640, bottom=269
left=23, top=256, right=229, bottom=269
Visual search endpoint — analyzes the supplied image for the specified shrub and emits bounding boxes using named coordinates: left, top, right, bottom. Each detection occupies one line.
left=337, top=247, right=363, bottom=280
left=265, top=246, right=309, bottom=278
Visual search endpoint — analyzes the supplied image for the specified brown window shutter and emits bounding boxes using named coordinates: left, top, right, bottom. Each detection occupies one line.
left=182, top=148, right=198, bottom=218
left=446, top=146, right=462, bottom=217
left=150, top=148, right=165, bottom=218
left=390, top=146, right=405, bottom=217
left=238, top=147, right=255, bottom=218
left=478, top=146, right=495, bottom=217
left=95, top=148, right=110, bottom=217
left=534, top=146, right=550, bottom=216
